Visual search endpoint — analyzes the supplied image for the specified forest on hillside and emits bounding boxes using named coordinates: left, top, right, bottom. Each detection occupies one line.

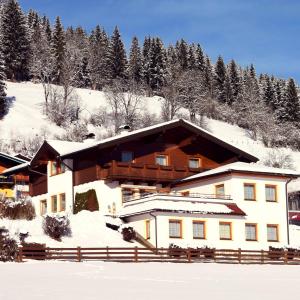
left=0, top=0, right=300, bottom=154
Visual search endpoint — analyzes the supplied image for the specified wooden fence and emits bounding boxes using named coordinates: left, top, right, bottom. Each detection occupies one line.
left=16, top=246, right=300, bottom=265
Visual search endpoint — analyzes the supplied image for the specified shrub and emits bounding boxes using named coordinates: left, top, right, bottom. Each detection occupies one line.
left=0, top=227, right=18, bottom=262
left=168, top=243, right=186, bottom=258
left=268, top=246, right=284, bottom=260
left=74, top=189, right=99, bottom=214
left=43, top=215, right=72, bottom=241
left=0, top=198, right=36, bottom=220
left=121, top=227, right=136, bottom=242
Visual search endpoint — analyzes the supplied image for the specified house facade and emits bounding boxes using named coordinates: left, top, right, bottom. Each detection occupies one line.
left=2, top=119, right=298, bottom=249
left=0, top=152, right=29, bottom=199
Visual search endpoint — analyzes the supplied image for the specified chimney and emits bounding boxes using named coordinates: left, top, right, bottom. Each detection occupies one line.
left=118, top=125, right=131, bottom=136
left=83, top=133, right=96, bottom=144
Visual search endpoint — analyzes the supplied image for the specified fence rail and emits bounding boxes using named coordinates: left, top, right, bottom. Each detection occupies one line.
left=16, top=246, right=300, bottom=265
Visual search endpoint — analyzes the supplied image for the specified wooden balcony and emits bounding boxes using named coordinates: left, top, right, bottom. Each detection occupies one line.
left=100, top=160, right=208, bottom=183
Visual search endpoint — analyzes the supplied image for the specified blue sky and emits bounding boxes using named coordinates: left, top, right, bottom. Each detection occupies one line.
left=19, top=0, right=300, bottom=82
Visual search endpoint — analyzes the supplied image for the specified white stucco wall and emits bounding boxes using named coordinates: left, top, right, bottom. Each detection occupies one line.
left=172, top=173, right=289, bottom=248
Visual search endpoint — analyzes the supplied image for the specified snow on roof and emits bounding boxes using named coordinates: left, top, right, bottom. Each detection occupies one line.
left=0, top=151, right=27, bottom=164
left=1, top=162, right=30, bottom=175
left=59, top=119, right=257, bottom=160
left=180, top=162, right=300, bottom=183
left=119, top=194, right=240, bottom=217
left=46, top=140, right=88, bottom=156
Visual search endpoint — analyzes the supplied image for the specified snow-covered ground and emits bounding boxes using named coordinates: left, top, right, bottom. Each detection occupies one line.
left=0, top=261, right=299, bottom=300
left=0, top=211, right=138, bottom=247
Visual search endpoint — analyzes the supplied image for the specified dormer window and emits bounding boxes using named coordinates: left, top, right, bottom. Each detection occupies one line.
left=189, top=158, right=201, bottom=169
left=50, top=160, right=65, bottom=176
left=121, top=151, right=134, bottom=163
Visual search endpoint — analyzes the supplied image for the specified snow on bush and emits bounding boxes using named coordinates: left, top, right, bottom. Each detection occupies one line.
left=121, top=226, right=136, bottom=242
left=43, top=215, right=72, bottom=241
left=0, top=227, right=18, bottom=262
left=0, top=198, right=36, bottom=220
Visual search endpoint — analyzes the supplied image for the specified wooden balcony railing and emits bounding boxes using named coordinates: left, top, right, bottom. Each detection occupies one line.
left=100, top=160, right=208, bottom=182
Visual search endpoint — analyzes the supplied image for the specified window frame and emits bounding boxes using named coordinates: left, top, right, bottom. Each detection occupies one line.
left=155, top=154, right=169, bottom=166
left=245, top=223, right=258, bottom=241
left=50, top=160, right=66, bottom=176
left=267, top=224, right=279, bottom=242
left=265, top=185, right=277, bottom=202
left=40, top=199, right=47, bottom=216
left=168, top=219, right=182, bottom=239
left=244, top=183, right=256, bottom=201
left=219, top=221, right=232, bottom=240
left=215, top=184, right=225, bottom=196
left=145, top=220, right=150, bottom=240
left=121, top=151, right=134, bottom=163
left=192, top=220, right=206, bottom=240
left=51, top=195, right=58, bottom=213
left=188, top=158, right=201, bottom=169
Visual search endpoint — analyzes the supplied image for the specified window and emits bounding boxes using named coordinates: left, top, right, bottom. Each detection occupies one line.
left=245, top=223, right=257, bottom=241
left=169, top=220, right=182, bottom=238
left=219, top=222, right=232, bottom=240
left=59, top=193, right=66, bottom=212
left=40, top=200, right=47, bottom=215
left=193, top=221, right=205, bottom=239
left=50, top=160, right=65, bottom=176
left=289, top=198, right=300, bottom=211
left=189, top=158, right=200, bottom=169
left=145, top=220, right=150, bottom=239
left=267, top=224, right=279, bottom=242
left=156, top=155, right=168, bottom=166
left=265, top=185, right=277, bottom=202
left=51, top=195, right=58, bottom=213
left=121, top=151, right=134, bottom=163
left=215, top=184, right=225, bottom=196
left=244, top=183, right=256, bottom=201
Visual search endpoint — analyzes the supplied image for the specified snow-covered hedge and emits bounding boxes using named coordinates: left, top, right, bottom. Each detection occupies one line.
left=43, top=215, right=72, bottom=241
left=0, top=198, right=35, bottom=220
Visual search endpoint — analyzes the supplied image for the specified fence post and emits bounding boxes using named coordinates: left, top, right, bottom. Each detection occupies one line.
left=18, top=247, right=23, bottom=263
left=187, top=249, right=192, bottom=263
left=106, top=246, right=109, bottom=261
left=238, top=248, right=241, bottom=264
left=77, top=247, right=81, bottom=262
left=261, top=250, right=264, bottom=264
left=134, top=246, right=138, bottom=262
left=284, top=250, right=288, bottom=265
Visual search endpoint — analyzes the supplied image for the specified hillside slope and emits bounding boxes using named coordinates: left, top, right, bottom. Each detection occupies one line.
left=1, top=81, right=300, bottom=189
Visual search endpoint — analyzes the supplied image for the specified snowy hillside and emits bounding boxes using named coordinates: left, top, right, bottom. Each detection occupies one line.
left=1, top=81, right=300, bottom=190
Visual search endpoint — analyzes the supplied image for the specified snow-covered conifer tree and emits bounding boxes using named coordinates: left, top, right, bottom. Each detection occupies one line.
left=128, top=36, right=143, bottom=83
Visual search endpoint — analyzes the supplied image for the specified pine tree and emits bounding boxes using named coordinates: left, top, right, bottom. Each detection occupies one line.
left=204, top=55, right=214, bottom=98
left=195, top=44, right=205, bottom=72
left=128, top=36, right=143, bottom=83
left=228, top=60, right=241, bottom=104
left=51, top=16, right=66, bottom=84
left=214, top=56, right=226, bottom=102
left=176, top=39, right=189, bottom=71
left=1, top=0, right=30, bottom=80
left=187, top=44, right=196, bottom=69
left=89, top=25, right=110, bottom=89
left=142, top=36, right=152, bottom=87
left=263, top=75, right=276, bottom=111
left=0, top=53, right=6, bottom=118
left=279, top=78, right=300, bottom=123
left=108, top=26, right=127, bottom=80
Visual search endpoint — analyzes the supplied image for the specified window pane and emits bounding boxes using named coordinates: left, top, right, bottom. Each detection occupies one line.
left=216, top=184, right=225, bottom=196
left=219, top=223, right=231, bottom=240
left=52, top=196, right=57, bottom=212
left=193, top=222, right=205, bottom=239
left=266, top=186, right=276, bottom=201
left=60, top=194, right=66, bottom=211
left=169, top=221, right=181, bottom=238
left=40, top=200, right=47, bottom=215
left=122, top=151, right=133, bottom=162
left=51, top=161, right=57, bottom=175
left=244, top=185, right=255, bottom=200
left=245, top=224, right=257, bottom=241
left=267, top=225, right=278, bottom=241
left=146, top=220, right=150, bottom=239
left=189, top=159, right=200, bottom=168
left=156, top=155, right=167, bottom=166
